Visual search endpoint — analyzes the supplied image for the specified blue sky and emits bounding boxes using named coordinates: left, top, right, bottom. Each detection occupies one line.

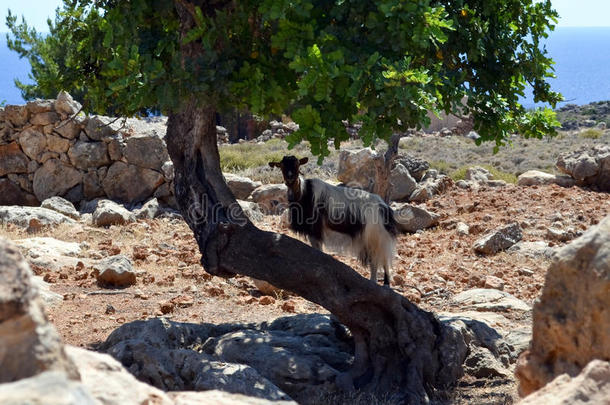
left=0, top=0, right=609, bottom=32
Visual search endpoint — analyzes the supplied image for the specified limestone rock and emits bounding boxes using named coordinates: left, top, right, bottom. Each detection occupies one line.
left=31, top=276, right=63, bottom=308
left=124, top=133, right=169, bottom=171
left=40, top=197, right=80, bottom=220
left=26, top=100, right=54, bottom=114
left=465, top=166, right=493, bottom=184
left=45, top=134, right=70, bottom=153
left=389, top=163, right=417, bottom=201
left=54, top=92, right=82, bottom=116
left=238, top=200, right=264, bottom=223
left=0, top=178, right=39, bottom=206
left=68, top=140, right=110, bottom=170
left=391, top=203, right=440, bottom=233
left=0, top=206, right=75, bottom=228
left=451, top=288, right=531, bottom=312
left=337, top=148, right=378, bottom=192
left=0, top=238, right=79, bottom=383
left=14, top=237, right=82, bottom=258
left=556, top=145, right=610, bottom=191
left=4, top=105, right=29, bottom=127
left=0, top=371, right=96, bottom=405
left=516, top=216, right=610, bottom=396
left=508, top=241, right=556, bottom=259
left=134, top=198, right=162, bottom=220
left=0, top=142, right=29, bottom=176
left=82, top=170, right=105, bottom=200
left=32, top=159, right=82, bottom=201
left=473, top=222, right=522, bottom=254
left=92, top=200, right=136, bottom=227
left=31, top=112, right=60, bottom=126
left=409, top=171, right=453, bottom=202
left=85, top=115, right=121, bottom=141
left=169, top=390, right=296, bottom=405
left=517, top=170, right=576, bottom=187
left=224, top=173, right=262, bottom=200
left=394, top=154, right=430, bottom=182
left=251, top=184, right=288, bottom=215
left=102, top=162, right=164, bottom=204
left=54, top=120, right=82, bottom=140
left=19, top=128, right=47, bottom=161
left=518, top=360, right=610, bottom=405
left=94, top=255, right=136, bottom=287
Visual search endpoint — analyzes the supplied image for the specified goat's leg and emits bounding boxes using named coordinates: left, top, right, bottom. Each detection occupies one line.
left=370, top=264, right=378, bottom=284
left=308, top=236, right=322, bottom=251
left=383, top=265, right=391, bottom=287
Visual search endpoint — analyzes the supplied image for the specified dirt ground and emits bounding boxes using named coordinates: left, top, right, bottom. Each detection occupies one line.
left=2, top=182, right=610, bottom=404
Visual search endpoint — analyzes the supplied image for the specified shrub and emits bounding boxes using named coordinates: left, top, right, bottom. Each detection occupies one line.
left=580, top=129, right=603, bottom=139
left=450, top=164, right=518, bottom=184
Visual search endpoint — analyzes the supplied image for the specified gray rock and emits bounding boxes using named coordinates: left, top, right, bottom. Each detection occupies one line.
left=465, top=166, right=493, bottom=184
left=4, top=105, right=29, bottom=127
left=19, top=128, right=47, bottom=161
left=224, top=173, right=262, bottom=200
left=508, top=241, right=556, bottom=259
left=517, top=170, right=576, bottom=187
left=456, top=222, right=470, bottom=236
left=237, top=200, right=264, bottom=223
left=451, top=288, right=531, bottom=312
left=463, top=346, right=510, bottom=378
left=54, top=120, right=82, bottom=140
left=135, top=198, right=161, bottom=220
left=54, top=91, right=82, bottom=116
left=14, top=237, right=82, bottom=258
left=0, top=142, right=29, bottom=176
left=102, top=162, right=164, bottom=204
left=32, top=276, right=63, bottom=308
left=474, top=222, right=522, bottom=254
left=85, top=115, right=121, bottom=141
left=32, top=159, right=82, bottom=202
left=393, top=155, right=430, bottom=182
left=391, top=203, right=440, bottom=233
left=0, top=206, right=75, bottom=228
left=161, top=161, right=174, bottom=181
left=82, top=170, right=105, bottom=200
left=26, top=100, right=54, bottom=114
left=337, top=148, right=379, bottom=192
left=95, top=255, right=136, bottom=287
left=92, top=200, right=136, bottom=227
left=0, top=371, right=96, bottom=405
left=31, top=112, right=60, bottom=126
left=389, top=163, right=417, bottom=201
left=0, top=178, right=39, bottom=206
left=0, top=238, right=79, bottom=383
left=68, top=140, right=110, bottom=170
left=45, top=134, right=70, bottom=154
left=251, top=184, right=288, bottom=215
left=40, top=197, right=80, bottom=220
left=556, top=145, right=610, bottom=191
left=124, top=133, right=169, bottom=171
left=409, top=173, right=453, bottom=203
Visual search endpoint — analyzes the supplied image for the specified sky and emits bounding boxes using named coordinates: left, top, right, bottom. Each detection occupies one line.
left=0, top=0, right=610, bottom=32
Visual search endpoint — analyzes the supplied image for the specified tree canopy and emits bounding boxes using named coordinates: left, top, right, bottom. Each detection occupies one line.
left=8, top=0, right=561, bottom=159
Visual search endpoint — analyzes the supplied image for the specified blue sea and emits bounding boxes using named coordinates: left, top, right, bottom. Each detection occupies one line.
left=1, top=27, right=610, bottom=107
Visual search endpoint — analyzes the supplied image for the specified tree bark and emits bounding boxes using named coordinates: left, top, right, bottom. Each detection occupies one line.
left=167, top=2, right=463, bottom=403
left=373, top=132, right=401, bottom=203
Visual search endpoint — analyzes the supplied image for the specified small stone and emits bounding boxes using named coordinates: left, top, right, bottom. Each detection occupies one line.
left=95, top=255, right=136, bottom=288
left=259, top=296, right=276, bottom=305
left=484, top=275, right=505, bottom=291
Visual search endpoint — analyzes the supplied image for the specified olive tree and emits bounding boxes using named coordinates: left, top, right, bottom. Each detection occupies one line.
left=8, top=0, right=560, bottom=401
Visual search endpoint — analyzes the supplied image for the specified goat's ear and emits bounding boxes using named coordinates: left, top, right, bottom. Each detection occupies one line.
left=269, top=161, right=280, bottom=168
left=299, top=157, right=309, bottom=165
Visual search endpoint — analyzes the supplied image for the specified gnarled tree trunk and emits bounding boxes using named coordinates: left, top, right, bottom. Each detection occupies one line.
left=166, top=3, right=463, bottom=403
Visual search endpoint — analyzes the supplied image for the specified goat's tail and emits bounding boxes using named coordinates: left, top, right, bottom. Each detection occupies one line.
left=358, top=204, right=397, bottom=270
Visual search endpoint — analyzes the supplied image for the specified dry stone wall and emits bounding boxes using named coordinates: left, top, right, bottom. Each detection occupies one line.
left=0, top=92, right=175, bottom=208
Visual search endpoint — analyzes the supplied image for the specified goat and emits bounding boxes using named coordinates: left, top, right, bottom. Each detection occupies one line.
left=269, top=155, right=397, bottom=286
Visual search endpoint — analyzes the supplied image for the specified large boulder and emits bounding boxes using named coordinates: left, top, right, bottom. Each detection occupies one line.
left=516, top=215, right=610, bottom=396
left=19, top=128, right=47, bottom=161
left=0, top=179, right=39, bottom=206
left=394, top=154, right=430, bottom=182
left=92, top=199, right=136, bottom=227
left=0, top=142, right=29, bottom=176
left=409, top=170, right=453, bottom=203
left=337, top=148, right=379, bottom=192
left=251, top=184, right=288, bottom=215
left=473, top=223, right=522, bottom=255
left=224, top=173, right=262, bottom=200
left=451, top=289, right=531, bottom=313
left=68, top=140, right=110, bottom=170
left=40, top=197, right=80, bottom=220
left=0, top=206, right=75, bottom=228
left=124, top=133, right=169, bottom=171
left=556, top=145, right=610, bottom=191
left=54, top=91, right=82, bottom=116
left=391, top=203, right=440, bottom=233
left=85, top=115, right=122, bottom=141
left=102, top=162, right=164, bottom=204
left=0, top=238, right=79, bottom=383
left=32, top=159, right=82, bottom=201
left=517, top=170, right=576, bottom=188
left=389, top=163, right=417, bottom=201
left=94, top=255, right=136, bottom=288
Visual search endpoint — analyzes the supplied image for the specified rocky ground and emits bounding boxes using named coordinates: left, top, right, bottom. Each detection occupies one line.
left=2, top=178, right=609, bottom=403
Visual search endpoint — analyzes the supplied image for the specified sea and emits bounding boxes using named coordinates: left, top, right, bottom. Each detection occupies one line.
left=1, top=27, right=610, bottom=108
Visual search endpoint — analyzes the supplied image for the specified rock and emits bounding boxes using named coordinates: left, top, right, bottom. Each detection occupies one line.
left=0, top=206, right=75, bottom=228
left=170, top=390, right=296, bottom=405
left=68, top=140, right=110, bottom=169
left=135, top=198, right=162, bottom=220
left=556, top=145, right=610, bottom=191
left=517, top=170, right=576, bottom=187
left=26, top=99, right=54, bottom=114
left=54, top=91, right=82, bottom=116
left=465, top=166, right=493, bottom=183
left=85, top=115, right=121, bottom=141
left=238, top=200, right=264, bottom=222
left=0, top=371, right=96, bottom=405
left=451, top=289, right=531, bottom=312
left=515, top=216, right=610, bottom=396
left=54, top=120, right=82, bottom=140
left=484, top=275, right=505, bottom=291
left=252, top=278, right=281, bottom=296
left=409, top=172, right=453, bottom=203
left=82, top=170, right=105, bottom=200
left=4, top=105, right=29, bottom=127
left=337, top=148, right=379, bottom=191
left=224, top=173, right=262, bottom=200
left=31, top=276, right=63, bottom=308
left=40, top=197, right=80, bottom=220
left=463, top=346, right=510, bottom=378
left=251, top=184, right=288, bottom=215
left=94, top=255, right=136, bottom=287
left=32, top=159, right=82, bottom=201
left=19, top=128, right=47, bottom=161
left=45, top=134, right=70, bottom=154
left=546, top=227, right=579, bottom=242
left=124, top=133, right=169, bottom=171
left=0, top=238, right=79, bottom=383
left=92, top=200, right=136, bottom=227
left=14, top=237, right=82, bottom=258
left=102, top=162, right=164, bottom=204
left=0, top=178, right=39, bottom=206
left=161, top=161, right=174, bottom=181
left=31, top=111, right=60, bottom=126
left=389, top=163, right=417, bottom=201
left=391, top=203, right=440, bottom=233
left=456, top=222, right=470, bottom=236
left=394, top=155, right=430, bottom=182
left=0, top=142, right=29, bottom=176
left=473, top=222, right=522, bottom=254
left=508, top=241, right=556, bottom=259
left=518, top=360, right=610, bottom=405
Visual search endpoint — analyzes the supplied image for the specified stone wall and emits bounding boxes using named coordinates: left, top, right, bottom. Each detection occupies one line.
left=0, top=92, right=175, bottom=208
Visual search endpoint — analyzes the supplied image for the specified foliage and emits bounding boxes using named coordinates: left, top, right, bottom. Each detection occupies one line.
left=449, top=164, right=518, bottom=184
left=7, top=0, right=562, bottom=160
left=580, top=128, right=603, bottom=139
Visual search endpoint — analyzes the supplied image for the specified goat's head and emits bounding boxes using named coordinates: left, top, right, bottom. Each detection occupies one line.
left=269, top=155, right=308, bottom=186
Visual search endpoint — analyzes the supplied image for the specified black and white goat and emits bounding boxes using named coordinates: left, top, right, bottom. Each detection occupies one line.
left=269, top=155, right=397, bottom=286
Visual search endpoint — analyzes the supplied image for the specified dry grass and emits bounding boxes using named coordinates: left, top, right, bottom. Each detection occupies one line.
left=579, top=128, right=603, bottom=139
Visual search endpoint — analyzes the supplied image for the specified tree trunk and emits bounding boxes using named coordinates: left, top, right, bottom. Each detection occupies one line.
left=167, top=3, right=462, bottom=403
left=373, top=133, right=401, bottom=203
left=165, top=102, right=463, bottom=403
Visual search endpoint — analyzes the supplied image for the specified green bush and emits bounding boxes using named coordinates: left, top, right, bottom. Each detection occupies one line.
left=450, top=164, right=518, bottom=184
left=580, top=128, right=603, bottom=139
